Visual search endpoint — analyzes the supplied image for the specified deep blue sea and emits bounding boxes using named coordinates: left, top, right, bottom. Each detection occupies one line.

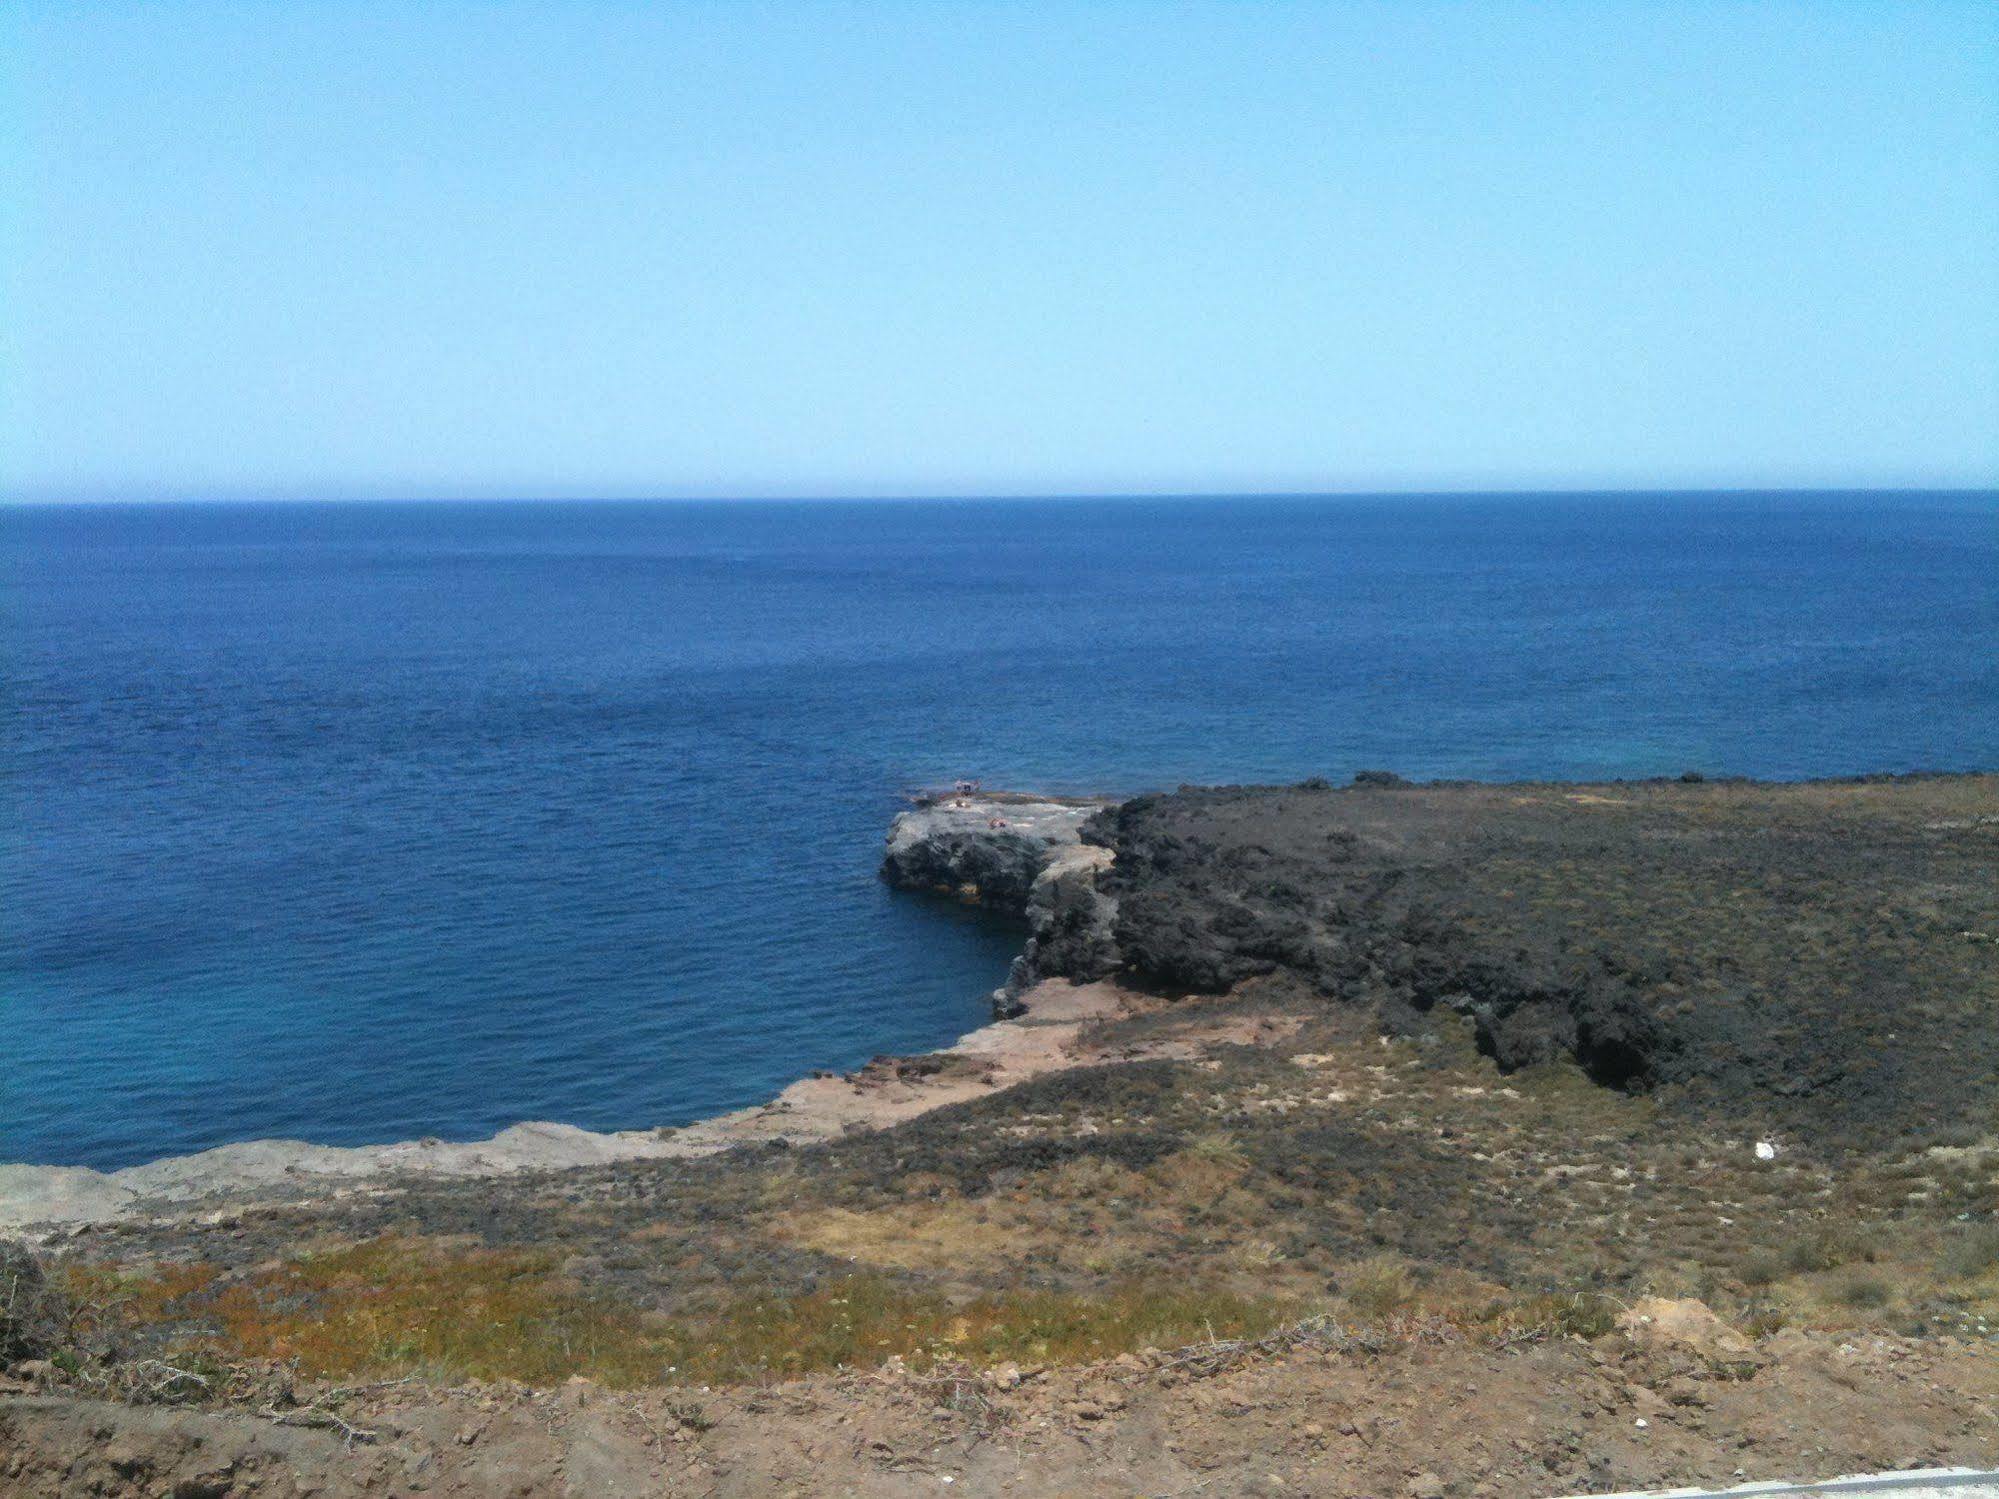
left=4, top=493, right=1995, bottom=1171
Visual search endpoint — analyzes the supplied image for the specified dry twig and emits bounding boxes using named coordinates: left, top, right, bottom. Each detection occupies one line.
left=258, top=1403, right=379, bottom=1446
left=125, top=1359, right=213, bottom=1401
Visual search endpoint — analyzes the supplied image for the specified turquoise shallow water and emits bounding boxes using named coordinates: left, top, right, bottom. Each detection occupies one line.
left=3, top=492, right=1994, bottom=1170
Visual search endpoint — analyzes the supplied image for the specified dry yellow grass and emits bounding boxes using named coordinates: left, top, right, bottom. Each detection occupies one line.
left=71, top=1239, right=1310, bottom=1388
left=773, top=1142, right=1320, bottom=1292
left=64, top=1233, right=1673, bottom=1389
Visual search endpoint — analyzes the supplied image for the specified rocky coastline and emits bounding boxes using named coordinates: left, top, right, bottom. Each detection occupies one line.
left=1, top=794, right=1134, bottom=1234
left=899, top=771, right=1999, bottom=1149
left=0, top=977, right=1139, bottom=1236
left=9, top=770, right=1996, bottom=1234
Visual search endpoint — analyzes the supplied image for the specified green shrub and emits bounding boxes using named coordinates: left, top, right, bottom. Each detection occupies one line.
left=1784, top=1226, right=1876, bottom=1274
left=1834, top=1275, right=1891, bottom=1310
left=1936, top=1221, right=1999, bottom=1280
left=1738, top=1251, right=1784, bottom=1288
left=0, top=1246, right=74, bottom=1367
left=1343, top=1256, right=1417, bottom=1317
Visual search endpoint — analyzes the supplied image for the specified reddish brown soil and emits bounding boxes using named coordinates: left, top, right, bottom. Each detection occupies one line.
left=5, top=1319, right=1997, bottom=1498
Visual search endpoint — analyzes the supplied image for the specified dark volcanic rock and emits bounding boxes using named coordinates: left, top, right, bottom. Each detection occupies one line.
left=878, top=776, right=1996, bottom=1143
left=1073, top=775, right=1999, bottom=1144
left=1082, top=784, right=1651, bottom=1072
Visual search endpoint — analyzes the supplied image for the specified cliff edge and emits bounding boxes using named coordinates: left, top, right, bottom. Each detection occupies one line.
left=881, top=791, right=1120, bottom=1014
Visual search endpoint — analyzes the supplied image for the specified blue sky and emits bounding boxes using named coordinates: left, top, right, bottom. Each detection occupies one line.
left=3, top=1, right=1995, bottom=499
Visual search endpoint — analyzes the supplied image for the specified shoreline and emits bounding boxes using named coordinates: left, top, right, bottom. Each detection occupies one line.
left=0, top=978, right=1130, bottom=1235
left=3, top=788, right=1109, bottom=1236
left=11, top=770, right=1992, bottom=1236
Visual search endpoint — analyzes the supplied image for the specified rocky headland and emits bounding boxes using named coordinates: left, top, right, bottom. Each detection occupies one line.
left=887, top=772, right=1999, bottom=1149
left=880, top=789, right=1119, bottom=1014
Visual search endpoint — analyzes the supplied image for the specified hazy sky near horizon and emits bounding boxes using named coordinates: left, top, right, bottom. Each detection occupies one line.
left=4, top=2, right=1996, bottom=500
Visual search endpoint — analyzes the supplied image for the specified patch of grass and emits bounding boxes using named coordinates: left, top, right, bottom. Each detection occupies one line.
left=189, top=1240, right=670, bottom=1387
left=1783, top=1226, right=1877, bottom=1275
left=1341, top=1256, right=1417, bottom=1317
left=63, top=1260, right=222, bottom=1320
left=4, top=1247, right=84, bottom=1366
left=88, top=1238, right=1307, bottom=1388
left=1043, top=1155, right=1142, bottom=1200
left=1481, top=1291, right=1622, bottom=1340
left=1738, top=1250, right=1784, bottom=1288
left=694, top=1278, right=1304, bottom=1379
left=1834, top=1275, right=1893, bottom=1310
left=1184, top=1131, right=1251, bottom=1171
left=1937, top=1221, right=1999, bottom=1280
left=1740, top=1305, right=1789, bottom=1337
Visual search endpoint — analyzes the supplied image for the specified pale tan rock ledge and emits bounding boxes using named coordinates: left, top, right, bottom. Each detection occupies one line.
left=0, top=979, right=1129, bottom=1237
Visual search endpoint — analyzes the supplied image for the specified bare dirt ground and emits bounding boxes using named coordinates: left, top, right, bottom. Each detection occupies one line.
left=6, top=1312, right=1998, bottom=1497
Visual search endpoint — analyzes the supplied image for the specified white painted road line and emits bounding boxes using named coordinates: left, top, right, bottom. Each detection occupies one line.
left=1553, top=1469, right=1999, bottom=1498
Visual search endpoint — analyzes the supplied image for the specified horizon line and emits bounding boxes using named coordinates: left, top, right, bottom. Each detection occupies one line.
left=5, top=483, right=1998, bottom=508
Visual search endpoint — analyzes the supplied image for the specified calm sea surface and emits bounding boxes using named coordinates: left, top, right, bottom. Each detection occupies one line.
left=4, top=493, right=1994, bottom=1170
